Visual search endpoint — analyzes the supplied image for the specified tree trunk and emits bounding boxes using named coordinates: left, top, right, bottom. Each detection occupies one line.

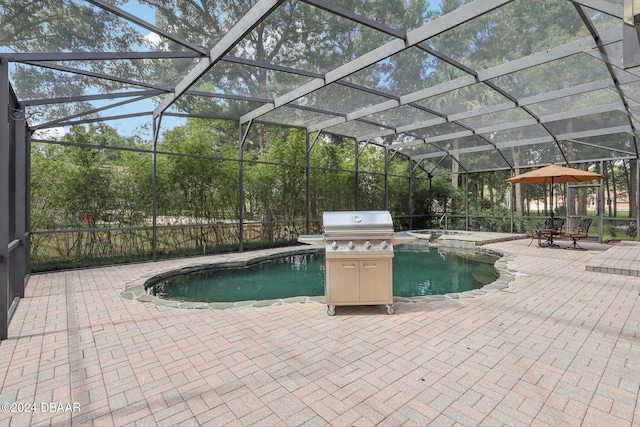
left=257, top=123, right=268, bottom=153
left=624, top=160, right=637, bottom=220
left=577, top=187, right=587, bottom=216
left=511, top=143, right=524, bottom=216
left=451, top=141, right=459, bottom=189
left=621, top=160, right=630, bottom=216
left=610, top=162, right=617, bottom=217
left=488, top=183, right=493, bottom=206
left=605, top=164, right=612, bottom=217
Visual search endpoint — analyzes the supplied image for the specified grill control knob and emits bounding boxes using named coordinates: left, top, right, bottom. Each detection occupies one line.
left=348, top=241, right=355, bottom=249
left=380, top=240, right=388, bottom=249
left=331, top=241, right=338, bottom=250
left=364, top=240, right=372, bottom=249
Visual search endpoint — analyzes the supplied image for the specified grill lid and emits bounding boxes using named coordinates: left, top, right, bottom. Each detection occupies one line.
left=323, top=211, right=393, bottom=238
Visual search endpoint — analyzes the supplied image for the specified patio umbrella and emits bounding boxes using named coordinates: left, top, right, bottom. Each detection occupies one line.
left=505, top=163, right=604, bottom=213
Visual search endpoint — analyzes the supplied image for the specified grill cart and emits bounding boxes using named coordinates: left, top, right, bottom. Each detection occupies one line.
left=300, top=211, right=414, bottom=316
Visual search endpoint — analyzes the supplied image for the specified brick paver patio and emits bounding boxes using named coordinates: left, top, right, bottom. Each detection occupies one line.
left=1, top=238, right=639, bottom=426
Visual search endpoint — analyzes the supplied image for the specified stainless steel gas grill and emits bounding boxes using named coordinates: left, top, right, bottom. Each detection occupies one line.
left=298, top=211, right=415, bottom=315
left=321, top=211, right=397, bottom=316
left=298, top=211, right=415, bottom=316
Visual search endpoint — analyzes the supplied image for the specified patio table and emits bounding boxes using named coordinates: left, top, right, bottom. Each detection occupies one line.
left=536, top=228, right=562, bottom=248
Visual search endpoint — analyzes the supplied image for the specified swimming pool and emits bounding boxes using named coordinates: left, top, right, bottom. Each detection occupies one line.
left=148, top=248, right=499, bottom=304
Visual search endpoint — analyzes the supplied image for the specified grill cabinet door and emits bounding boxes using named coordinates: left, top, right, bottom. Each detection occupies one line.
left=327, top=260, right=359, bottom=303
left=359, top=259, right=391, bottom=302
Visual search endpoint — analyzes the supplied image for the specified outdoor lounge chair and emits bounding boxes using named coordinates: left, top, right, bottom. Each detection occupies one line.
left=563, top=218, right=592, bottom=250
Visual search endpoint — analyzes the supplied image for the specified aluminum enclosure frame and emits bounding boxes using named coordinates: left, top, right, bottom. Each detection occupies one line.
left=4, top=1, right=639, bottom=174
left=1, top=59, right=30, bottom=340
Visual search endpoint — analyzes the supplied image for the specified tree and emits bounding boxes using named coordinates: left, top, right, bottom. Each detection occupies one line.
left=245, top=128, right=307, bottom=225
left=159, top=118, right=240, bottom=220
left=30, top=143, right=72, bottom=230
left=2, top=1, right=149, bottom=120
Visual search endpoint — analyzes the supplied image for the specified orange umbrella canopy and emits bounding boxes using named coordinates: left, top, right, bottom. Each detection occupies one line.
left=505, top=164, right=604, bottom=184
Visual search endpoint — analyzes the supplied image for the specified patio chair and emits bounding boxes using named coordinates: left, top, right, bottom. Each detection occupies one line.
left=563, top=218, right=592, bottom=250
left=534, top=216, right=565, bottom=248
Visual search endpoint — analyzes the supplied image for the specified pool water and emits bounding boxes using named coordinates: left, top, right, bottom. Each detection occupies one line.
left=150, top=249, right=499, bottom=303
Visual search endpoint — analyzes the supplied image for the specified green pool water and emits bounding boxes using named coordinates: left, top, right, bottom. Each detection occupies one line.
left=150, top=249, right=499, bottom=303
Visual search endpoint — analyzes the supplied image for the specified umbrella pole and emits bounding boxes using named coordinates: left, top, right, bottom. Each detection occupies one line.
left=550, top=177, right=554, bottom=217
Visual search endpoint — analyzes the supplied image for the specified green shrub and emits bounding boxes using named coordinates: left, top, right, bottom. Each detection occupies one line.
left=469, top=206, right=526, bottom=233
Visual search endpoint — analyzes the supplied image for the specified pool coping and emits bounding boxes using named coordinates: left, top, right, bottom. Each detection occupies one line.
left=120, top=243, right=519, bottom=310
